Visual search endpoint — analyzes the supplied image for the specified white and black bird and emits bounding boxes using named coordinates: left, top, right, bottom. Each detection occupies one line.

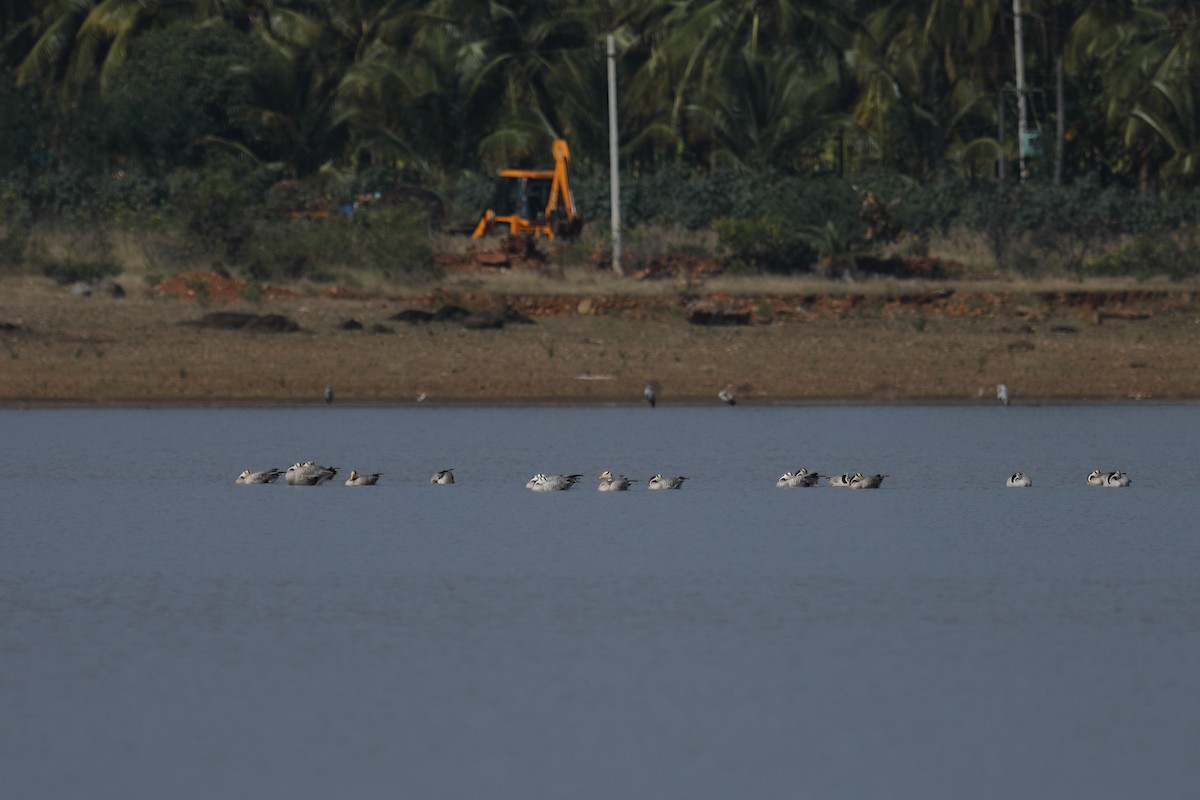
left=235, top=467, right=282, bottom=484
left=718, top=388, right=736, bottom=406
left=827, top=473, right=853, bottom=487
left=345, top=470, right=381, bottom=486
left=285, top=461, right=338, bottom=486
left=598, top=470, right=637, bottom=491
left=776, top=468, right=821, bottom=488
left=776, top=471, right=803, bottom=488
left=644, top=381, right=660, bottom=408
left=324, top=384, right=334, bottom=405
left=431, top=469, right=455, bottom=485
left=1088, top=469, right=1131, bottom=487
left=1105, top=470, right=1132, bottom=487
left=996, top=383, right=1010, bottom=406
left=849, top=472, right=887, bottom=489
left=1006, top=472, right=1033, bottom=488
left=648, top=474, right=687, bottom=490
left=527, top=473, right=583, bottom=492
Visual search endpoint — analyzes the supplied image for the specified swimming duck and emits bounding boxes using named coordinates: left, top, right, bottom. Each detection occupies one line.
left=827, top=473, right=853, bottom=487
left=1088, top=470, right=1132, bottom=487
left=431, top=469, right=455, bottom=485
left=527, top=473, right=583, bottom=492
left=648, top=474, right=687, bottom=490
left=794, top=468, right=822, bottom=486
left=1104, top=470, right=1131, bottom=487
left=776, top=468, right=821, bottom=488
left=1006, top=472, right=1033, bottom=488
left=285, top=461, right=338, bottom=486
left=849, top=472, right=886, bottom=489
left=235, top=468, right=282, bottom=484
left=345, top=470, right=381, bottom=486
left=598, top=470, right=637, bottom=491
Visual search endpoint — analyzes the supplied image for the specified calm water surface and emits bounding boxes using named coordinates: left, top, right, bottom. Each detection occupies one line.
left=3, top=406, right=1199, bottom=799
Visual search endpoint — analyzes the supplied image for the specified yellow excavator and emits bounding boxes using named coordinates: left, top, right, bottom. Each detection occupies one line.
left=472, top=139, right=582, bottom=239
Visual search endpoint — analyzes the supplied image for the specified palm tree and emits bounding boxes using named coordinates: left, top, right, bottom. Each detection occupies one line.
left=625, top=0, right=853, bottom=168
left=1125, top=8, right=1200, bottom=182
left=229, top=1, right=353, bottom=177
left=1, top=1, right=41, bottom=64
left=1067, top=2, right=1163, bottom=182
left=11, top=0, right=242, bottom=92
left=423, top=1, right=599, bottom=169
left=687, top=49, right=848, bottom=172
left=851, top=0, right=1004, bottom=179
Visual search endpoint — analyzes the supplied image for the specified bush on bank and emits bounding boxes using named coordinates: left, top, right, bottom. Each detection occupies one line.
left=7, top=155, right=1200, bottom=282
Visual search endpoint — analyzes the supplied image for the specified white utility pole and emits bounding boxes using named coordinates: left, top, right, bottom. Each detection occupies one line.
left=1013, top=0, right=1029, bottom=182
left=607, top=33, right=623, bottom=275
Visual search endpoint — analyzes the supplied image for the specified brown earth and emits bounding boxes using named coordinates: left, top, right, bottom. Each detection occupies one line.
left=3, top=272, right=1200, bottom=405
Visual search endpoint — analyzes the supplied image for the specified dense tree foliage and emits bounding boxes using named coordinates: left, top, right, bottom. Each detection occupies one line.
left=6, top=0, right=1200, bottom=184
left=101, top=22, right=263, bottom=171
left=6, top=1, right=1200, bottom=280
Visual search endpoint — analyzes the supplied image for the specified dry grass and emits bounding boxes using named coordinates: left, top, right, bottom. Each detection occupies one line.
left=920, top=228, right=1001, bottom=271
left=437, top=257, right=1199, bottom=299
left=16, top=219, right=1200, bottom=299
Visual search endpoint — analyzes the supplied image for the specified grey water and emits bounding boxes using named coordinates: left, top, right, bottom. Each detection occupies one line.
left=2, top=405, right=1199, bottom=799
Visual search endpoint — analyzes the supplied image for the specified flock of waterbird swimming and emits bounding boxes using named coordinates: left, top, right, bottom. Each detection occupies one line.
left=235, top=462, right=1134, bottom=490
left=236, top=463, right=455, bottom=486
left=246, top=380, right=1127, bottom=490
left=258, top=381, right=1127, bottom=490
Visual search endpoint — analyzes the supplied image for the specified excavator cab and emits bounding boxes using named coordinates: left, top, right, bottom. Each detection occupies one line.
left=489, top=176, right=551, bottom=224
left=472, top=139, right=582, bottom=240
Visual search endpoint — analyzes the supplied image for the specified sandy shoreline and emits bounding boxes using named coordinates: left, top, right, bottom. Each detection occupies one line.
left=3, top=396, right=1196, bottom=409
left=3, top=275, right=1200, bottom=405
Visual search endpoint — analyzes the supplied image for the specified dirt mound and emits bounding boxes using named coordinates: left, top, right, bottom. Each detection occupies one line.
left=438, top=236, right=550, bottom=273
left=190, top=312, right=300, bottom=332
left=157, top=271, right=243, bottom=301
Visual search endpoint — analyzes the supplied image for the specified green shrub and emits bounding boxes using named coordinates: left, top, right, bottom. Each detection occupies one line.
left=240, top=283, right=265, bottom=302
left=24, top=225, right=123, bottom=283
left=168, top=160, right=271, bottom=260
left=0, top=222, right=29, bottom=274
left=0, top=181, right=32, bottom=272
left=347, top=206, right=437, bottom=280
left=240, top=207, right=437, bottom=282
left=1083, top=229, right=1200, bottom=282
left=102, top=22, right=262, bottom=172
left=240, top=218, right=335, bottom=281
left=0, top=83, right=38, bottom=175
left=713, top=217, right=816, bottom=273
left=1002, top=244, right=1048, bottom=278
left=443, top=174, right=494, bottom=231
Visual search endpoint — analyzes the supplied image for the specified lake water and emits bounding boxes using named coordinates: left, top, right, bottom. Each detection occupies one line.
left=3, top=405, right=1199, bottom=799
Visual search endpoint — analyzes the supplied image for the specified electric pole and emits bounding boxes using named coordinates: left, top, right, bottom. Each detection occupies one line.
left=1013, top=0, right=1029, bottom=182
left=607, top=33, right=623, bottom=276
